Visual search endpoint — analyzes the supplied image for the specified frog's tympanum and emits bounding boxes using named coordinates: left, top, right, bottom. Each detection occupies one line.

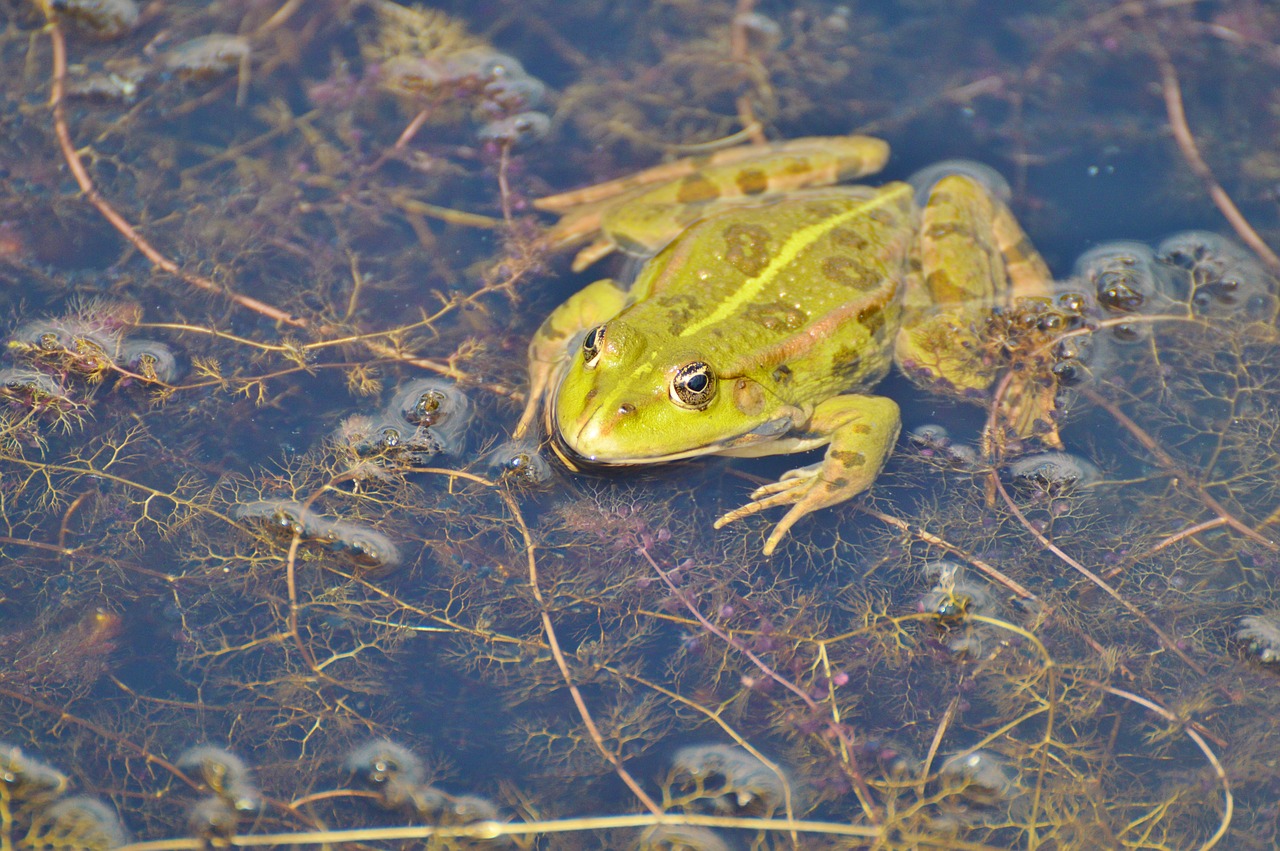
left=518, top=136, right=1059, bottom=555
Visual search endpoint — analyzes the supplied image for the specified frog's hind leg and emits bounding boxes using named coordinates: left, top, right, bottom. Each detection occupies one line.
left=897, top=172, right=1016, bottom=395
left=895, top=170, right=1060, bottom=443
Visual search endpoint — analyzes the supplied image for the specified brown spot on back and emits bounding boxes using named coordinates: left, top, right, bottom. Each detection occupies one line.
left=744, top=300, right=807, bottom=331
left=676, top=174, right=721, bottom=205
left=831, top=347, right=863, bottom=380
left=736, top=168, right=770, bottom=196
left=823, top=256, right=879, bottom=291
left=924, top=268, right=970, bottom=305
left=803, top=200, right=844, bottom=220
left=926, top=221, right=975, bottom=241
left=830, top=226, right=868, bottom=252
left=723, top=223, right=772, bottom=276
left=858, top=304, right=887, bottom=338
left=772, top=364, right=793, bottom=384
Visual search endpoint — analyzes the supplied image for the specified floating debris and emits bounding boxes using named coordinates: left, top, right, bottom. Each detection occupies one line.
left=1072, top=240, right=1181, bottom=344
left=939, top=750, right=1018, bottom=808
left=1157, top=230, right=1278, bottom=319
left=163, top=34, right=251, bottom=79
left=27, top=796, right=128, bottom=850
left=175, top=746, right=261, bottom=813
left=48, top=0, right=139, bottom=39
left=1237, top=614, right=1280, bottom=663
left=637, top=824, right=731, bottom=851
left=346, top=739, right=441, bottom=815
left=120, top=339, right=180, bottom=383
left=185, top=796, right=238, bottom=845
left=1006, top=451, right=1100, bottom=493
left=389, top=378, right=472, bottom=452
left=488, top=439, right=552, bottom=486
left=668, top=744, right=789, bottom=816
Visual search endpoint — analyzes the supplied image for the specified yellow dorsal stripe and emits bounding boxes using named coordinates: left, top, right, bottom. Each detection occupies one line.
left=679, top=183, right=910, bottom=338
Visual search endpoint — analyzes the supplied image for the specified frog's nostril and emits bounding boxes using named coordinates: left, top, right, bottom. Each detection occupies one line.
left=618, top=403, right=635, bottom=415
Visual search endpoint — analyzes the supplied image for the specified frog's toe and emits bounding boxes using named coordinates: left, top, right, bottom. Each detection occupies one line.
left=715, top=487, right=786, bottom=527
left=715, top=462, right=842, bottom=554
left=716, top=479, right=798, bottom=528
left=763, top=504, right=813, bottom=556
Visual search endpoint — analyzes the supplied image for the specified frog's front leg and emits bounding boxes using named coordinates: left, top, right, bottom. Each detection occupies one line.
left=514, top=278, right=628, bottom=440
left=715, top=395, right=901, bottom=555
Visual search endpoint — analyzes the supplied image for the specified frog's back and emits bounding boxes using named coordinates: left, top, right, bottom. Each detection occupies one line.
left=621, top=184, right=917, bottom=394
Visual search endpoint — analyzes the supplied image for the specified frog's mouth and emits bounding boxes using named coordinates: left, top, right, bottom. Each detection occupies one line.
left=550, top=416, right=794, bottom=471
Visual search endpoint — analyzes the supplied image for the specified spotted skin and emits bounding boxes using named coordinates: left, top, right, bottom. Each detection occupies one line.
left=522, top=139, right=1057, bottom=554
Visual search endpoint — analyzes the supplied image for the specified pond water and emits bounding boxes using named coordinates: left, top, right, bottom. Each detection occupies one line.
left=1, top=1, right=1279, bottom=848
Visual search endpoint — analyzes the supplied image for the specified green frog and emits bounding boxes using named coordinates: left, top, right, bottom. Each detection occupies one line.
left=518, top=135, right=1055, bottom=555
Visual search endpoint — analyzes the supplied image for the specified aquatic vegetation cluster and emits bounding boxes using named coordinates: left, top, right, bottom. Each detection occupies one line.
left=1, top=0, right=1280, bottom=849
left=355, top=0, right=551, bottom=147
left=333, top=378, right=473, bottom=479
left=1, top=300, right=178, bottom=438
left=0, top=744, right=127, bottom=851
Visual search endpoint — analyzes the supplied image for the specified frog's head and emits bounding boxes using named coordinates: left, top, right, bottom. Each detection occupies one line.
left=550, top=320, right=792, bottom=466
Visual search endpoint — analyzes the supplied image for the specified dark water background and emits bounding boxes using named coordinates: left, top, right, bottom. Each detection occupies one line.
left=1, top=0, right=1279, bottom=848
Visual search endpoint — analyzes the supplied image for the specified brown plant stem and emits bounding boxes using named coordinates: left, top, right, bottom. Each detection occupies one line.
left=1149, top=39, right=1280, bottom=274
left=46, top=20, right=305, bottom=328
left=1079, top=386, right=1277, bottom=553
left=991, top=472, right=1206, bottom=676
left=636, top=545, right=881, bottom=825
left=500, top=490, right=663, bottom=815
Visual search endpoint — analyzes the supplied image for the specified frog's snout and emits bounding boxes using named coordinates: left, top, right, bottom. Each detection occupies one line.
left=561, top=398, right=640, bottom=462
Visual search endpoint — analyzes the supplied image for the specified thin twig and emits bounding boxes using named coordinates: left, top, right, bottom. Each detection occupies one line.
left=1084, top=680, right=1232, bottom=851
left=992, top=472, right=1206, bottom=675
left=1080, top=386, right=1278, bottom=552
left=858, top=505, right=1038, bottom=601
left=637, top=546, right=881, bottom=825
left=499, top=491, right=663, bottom=815
left=1149, top=38, right=1280, bottom=273
left=46, top=19, right=305, bottom=327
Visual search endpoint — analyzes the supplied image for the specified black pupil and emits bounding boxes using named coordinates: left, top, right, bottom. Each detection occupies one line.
left=685, top=372, right=707, bottom=393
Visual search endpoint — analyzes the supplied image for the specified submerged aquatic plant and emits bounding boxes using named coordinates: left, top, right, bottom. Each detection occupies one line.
left=0, top=1, right=1277, bottom=849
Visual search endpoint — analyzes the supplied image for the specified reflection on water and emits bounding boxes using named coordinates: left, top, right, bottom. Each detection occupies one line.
left=1, top=0, right=1279, bottom=847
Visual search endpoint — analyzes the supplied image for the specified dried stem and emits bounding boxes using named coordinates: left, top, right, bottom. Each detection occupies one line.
left=1080, top=386, right=1278, bottom=552
left=499, top=490, right=663, bottom=815
left=45, top=19, right=305, bottom=328
left=1083, top=680, right=1232, bottom=851
left=1148, top=38, right=1280, bottom=274
left=636, top=545, right=881, bottom=825
left=991, top=471, right=1207, bottom=675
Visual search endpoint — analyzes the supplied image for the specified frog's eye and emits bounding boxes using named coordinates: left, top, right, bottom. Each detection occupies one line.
left=581, top=325, right=606, bottom=368
left=670, top=362, right=716, bottom=409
